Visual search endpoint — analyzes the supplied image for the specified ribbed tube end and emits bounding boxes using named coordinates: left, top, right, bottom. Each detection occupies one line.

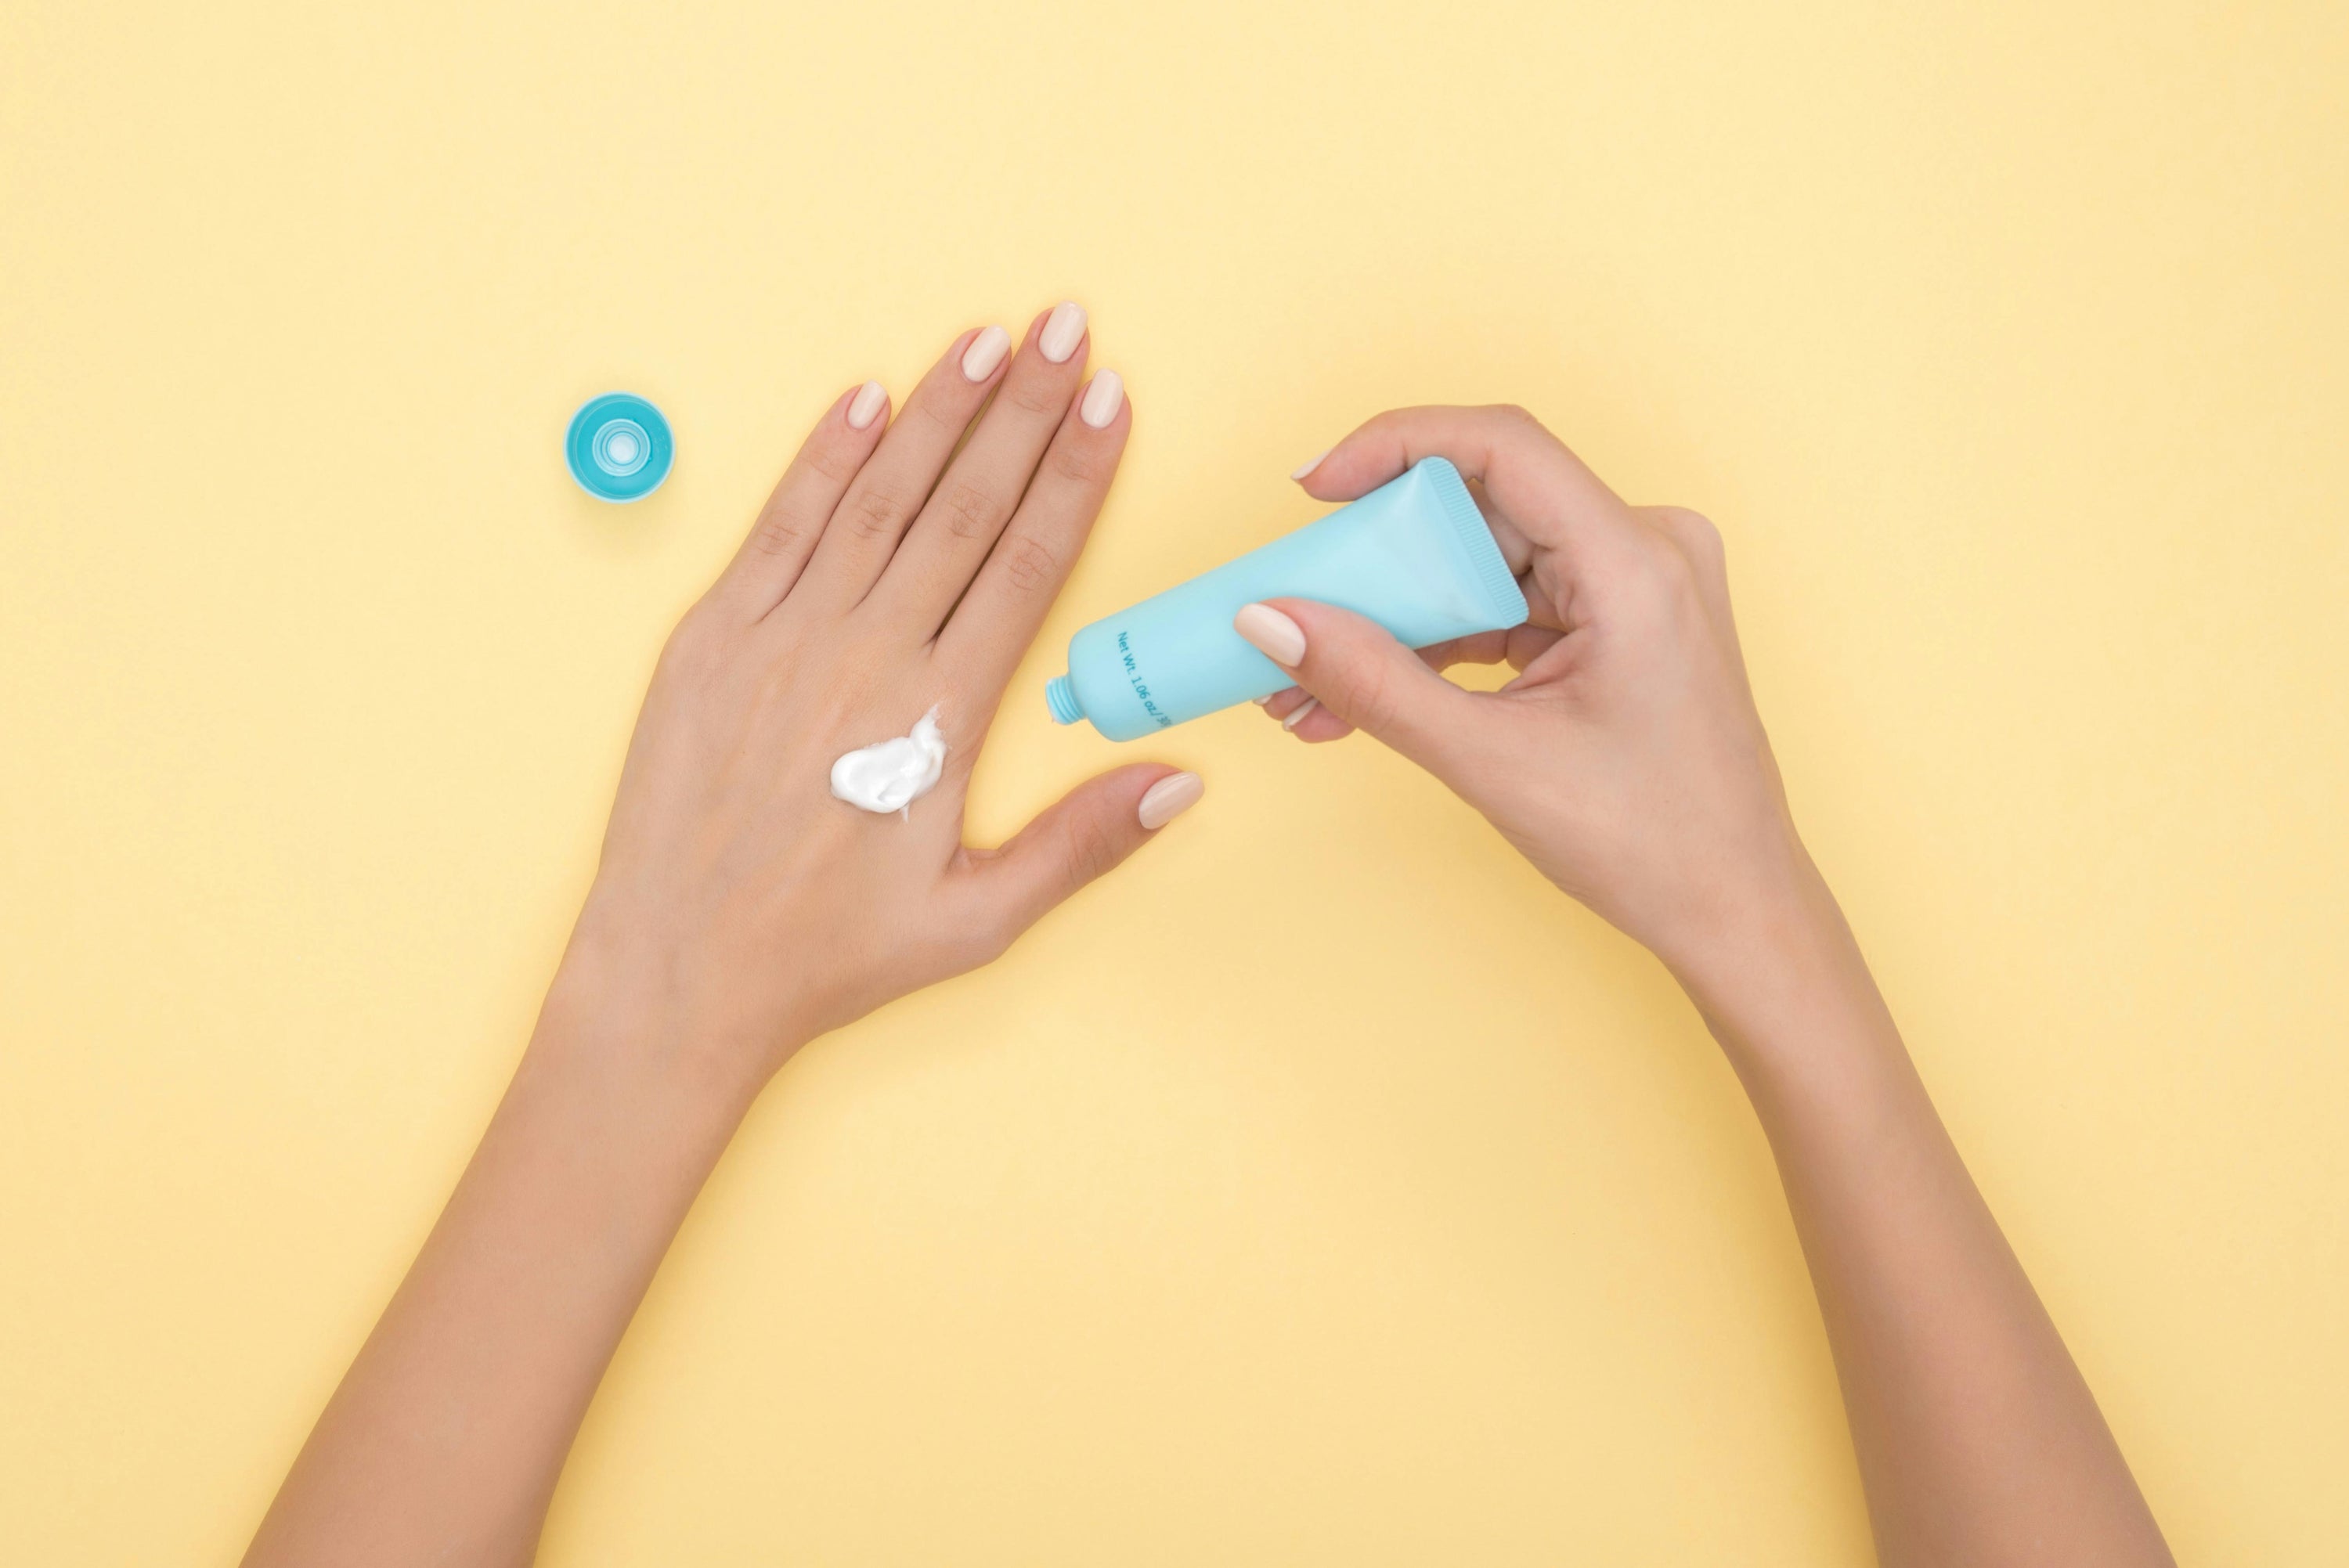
left=1045, top=674, right=1084, bottom=725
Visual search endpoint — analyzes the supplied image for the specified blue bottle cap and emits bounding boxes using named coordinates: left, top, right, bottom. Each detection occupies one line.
left=565, top=392, right=673, bottom=502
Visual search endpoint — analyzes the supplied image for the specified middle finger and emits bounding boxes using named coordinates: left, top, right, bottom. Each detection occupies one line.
left=866, top=302, right=1090, bottom=638
left=788, top=323, right=1013, bottom=612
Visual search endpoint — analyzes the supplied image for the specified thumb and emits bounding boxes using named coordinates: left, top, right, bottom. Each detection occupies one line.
left=1236, top=600, right=1482, bottom=773
left=954, top=764, right=1203, bottom=946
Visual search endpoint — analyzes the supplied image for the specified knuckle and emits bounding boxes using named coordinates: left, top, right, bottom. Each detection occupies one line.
left=1655, top=505, right=1724, bottom=560
left=1049, top=440, right=1109, bottom=486
left=1341, top=654, right=1400, bottom=735
left=1005, top=375, right=1063, bottom=418
left=1065, top=813, right=1125, bottom=886
left=936, top=896, right=1016, bottom=968
left=1629, top=535, right=1706, bottom=625
left=1488, top=402, right=1541, bottom=431
left=843, top=483, right=902, bottom=541
left=918, top=391, right=969, bottom=434
left=658, top=609, right=726, bottom=683
left=935, top=478, right=1001, bottom=541
left=749, top=506, right=808, bottom=558
left=999, top=533, right=1060, bottom=594
left=1651, top=532, right=1699, bottom=589
left=803, top=435, right=863, bottom=486
left=967, top=919, right=1017, bottom=968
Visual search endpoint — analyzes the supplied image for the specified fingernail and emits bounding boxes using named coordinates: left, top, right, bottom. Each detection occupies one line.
left=1280, top=697, right=1320, bottom=731
left=1137, top=770, right=1204, bottom=831
left=962, top=325, right=1011, bottom=381
left=1290, top=447, right=1332, bottom=482
left=1080, top=369, right=1124, bottom=428
left=846, top=380, right=887, bottom=430
left=1233, top=603, right=1306, bottom=666
left=1251, top=694, right=1272, bottom=706
left=1039, top=301, right=1088, bottom=364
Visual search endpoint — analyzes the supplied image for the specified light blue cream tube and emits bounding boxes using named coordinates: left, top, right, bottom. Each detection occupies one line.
left=1045, top=457, right=1528, bottom=741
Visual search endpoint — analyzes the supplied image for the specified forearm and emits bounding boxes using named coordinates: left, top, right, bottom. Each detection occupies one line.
left=244, top=959, right=759, bottom=1568
left=243, top=310, right=1156, bottom=1566
left=1684, top=863, right=2171, bottom=1567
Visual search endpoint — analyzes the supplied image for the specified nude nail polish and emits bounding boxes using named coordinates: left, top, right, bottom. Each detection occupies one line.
left=1080, top=369, right=1124, bottom=428
left=1137, top=771, right=1204, bottom=830
left=1290, top=447, right=1332, bottom=482
left=1280, top=697, right=1320, bottom=731
left=846, top=380, right=887, bottom=430
left=1232, top=603, right=1307, bottom=666
left=962, top=325, right=1011, bottom=381
left=1039, top=301, right=1088, bottom=364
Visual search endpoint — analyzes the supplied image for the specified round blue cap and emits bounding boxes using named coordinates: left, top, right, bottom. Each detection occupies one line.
left=565, top=393, right=673, bottom=502
left=1045, top=674, right=1084, bottom=725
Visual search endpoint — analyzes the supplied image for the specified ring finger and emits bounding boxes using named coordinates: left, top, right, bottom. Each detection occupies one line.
left=788, top=323, right=1013, bottom=612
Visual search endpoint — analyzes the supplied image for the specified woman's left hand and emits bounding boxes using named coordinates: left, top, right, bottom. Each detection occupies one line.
left=247, top=307, right=1202, bottom=1568
left=562, top=307, right=1199, bottom=1095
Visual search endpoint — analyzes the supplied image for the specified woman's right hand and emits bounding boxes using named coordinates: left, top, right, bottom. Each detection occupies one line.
left=1252, top=408, right=2178, bottom=1568
left=1239, top=406, right=1824, bottom=993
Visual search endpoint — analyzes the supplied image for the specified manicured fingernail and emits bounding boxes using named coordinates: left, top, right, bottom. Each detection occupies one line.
left=846, top=380, right=887, bottom=430
left=1137, top=770, right=1204, bottom=831
left=1080, top=369, right=1124, bottom=428
left=1251, top=694, right=1272, bottom=706
left=1280, top=697, right=1320, bottom=731
left=962, top=325, right=1011, bottom=381
left=1039, top=301, right=1088, bottom=364
left=1290, top=447, right=1332, bottom=482
left=1233, top=603, right=1306, bottom=665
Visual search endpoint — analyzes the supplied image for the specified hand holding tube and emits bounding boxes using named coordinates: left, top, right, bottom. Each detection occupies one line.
left=1244, top=405, right=1810, bottom=1000
left=1048, top=456, right=1525, bottom=739
left=1247, top=403, right=2173, bottom=1566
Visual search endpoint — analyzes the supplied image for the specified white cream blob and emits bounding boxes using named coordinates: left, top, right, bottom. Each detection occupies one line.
left=829, top=707, right=947, bottom=817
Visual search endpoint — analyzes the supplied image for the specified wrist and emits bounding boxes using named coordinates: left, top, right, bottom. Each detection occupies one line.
left=525, top=969, right=763, bottom=1157
left=536, top=894, right=810, bottom=1134
left=1657, top=843, right=1896, bottom=1087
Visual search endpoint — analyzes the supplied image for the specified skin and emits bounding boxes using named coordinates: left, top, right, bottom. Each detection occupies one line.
left=1250, top=406, right=2174, bottom=1566
left=242, top=336, right=2171, bottom=1565
left=244, top=310, right=1182, bottom=1566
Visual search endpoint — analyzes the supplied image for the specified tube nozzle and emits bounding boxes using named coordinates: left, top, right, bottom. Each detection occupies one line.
left=1045, top=674, right=1084, bottom=725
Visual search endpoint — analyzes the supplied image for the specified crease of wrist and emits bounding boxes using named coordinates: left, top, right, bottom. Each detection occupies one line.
left=1676, top=910, right=1901, bottom=1092
left=532, top=979, right=781, bottom=1123
left=1664, top=866, right=1866, bottom=1027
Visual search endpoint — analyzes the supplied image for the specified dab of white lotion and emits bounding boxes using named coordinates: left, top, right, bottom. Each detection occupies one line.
left=829, top=707, right=947, bottom=818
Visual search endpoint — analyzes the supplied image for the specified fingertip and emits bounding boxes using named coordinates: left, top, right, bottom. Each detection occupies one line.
left=1037, top=300, right=1088, bottom=366
left=1079, top=368, right=1125, bottom=429
left=1233, top=602, right=1308, bottom=666
left=1290, top=707, right=1354, bottom=744
left=1251, top=596, right=1476, bottom=758
left=1289, top=427, right=1399, bottom=501
left=1136, top=770, right=1204, bottom=830
left=1271, top=693, right=1352, bottom=743
left=1296, top=455, right=1357, bottom=503
left=846, top=379, right=889, bottom=431
left=1253, top=683, right=1302, bottom=711
left=961, top=324, right=1012, bottom=382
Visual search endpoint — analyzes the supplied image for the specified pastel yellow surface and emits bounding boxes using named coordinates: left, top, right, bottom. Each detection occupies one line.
left=3, top=2, right=2344, bottom=1561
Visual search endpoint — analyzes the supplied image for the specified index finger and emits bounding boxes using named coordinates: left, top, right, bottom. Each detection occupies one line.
left=933, top=369, right=1129, bottom=701
left=1296, top=404, right=1627, bottom=551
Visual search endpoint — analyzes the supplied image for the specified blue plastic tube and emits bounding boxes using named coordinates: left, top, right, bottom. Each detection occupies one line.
left=1045, top=457, right=1528, bottom=741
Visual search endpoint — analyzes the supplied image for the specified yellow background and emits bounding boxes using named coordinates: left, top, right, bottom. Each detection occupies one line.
left=3, top=1, right=2344, bottom=1560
